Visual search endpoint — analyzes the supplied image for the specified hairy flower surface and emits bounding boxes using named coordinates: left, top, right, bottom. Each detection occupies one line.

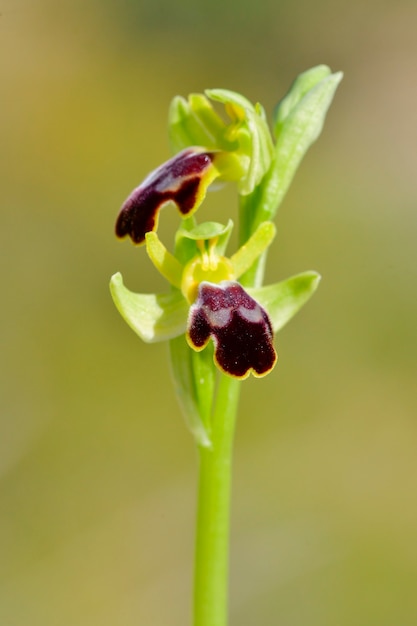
left=188, top=281, right=276, bottom=378
left=115, top=148, right=220, bottom=244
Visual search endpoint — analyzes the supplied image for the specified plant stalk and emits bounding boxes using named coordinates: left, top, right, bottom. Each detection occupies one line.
left=193, top=375, right=241, bottom=626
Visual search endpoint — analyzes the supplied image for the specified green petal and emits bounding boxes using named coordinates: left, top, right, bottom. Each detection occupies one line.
left=110, top=272, right=188, bottom=342
left=230, top=221, right=276, bottom=278
left=248, top=271, right=321, bottom=333
left=145, top=232, right=183, bottom=288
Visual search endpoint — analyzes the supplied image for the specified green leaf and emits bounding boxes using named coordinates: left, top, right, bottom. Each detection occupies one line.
left=274, top=69, right=343, bottom=163
left=271, top=68, right=342, bottom=214
left=273, top=65, right=332, bottom=131
left=242, top=67, right=343, bottom=234
left=110, top=272, right=188, bottom=342
left=249, top=271, right=321, bottom=332
left=169, top=336, right=212, bottom=447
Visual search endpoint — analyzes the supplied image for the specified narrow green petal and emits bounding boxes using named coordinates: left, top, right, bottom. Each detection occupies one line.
left=248, top=271, right=321, bottom=333
left=145, top=232, right=183, bottom=288
left=110, top=272, right=188, bottom=342
left=230, top=221, right=276, bottom=278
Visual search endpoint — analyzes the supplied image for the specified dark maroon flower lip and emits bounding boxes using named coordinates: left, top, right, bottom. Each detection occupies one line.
left=187, top=281, right=277, bottom=379
left=115, top=148, right=217, bottom=245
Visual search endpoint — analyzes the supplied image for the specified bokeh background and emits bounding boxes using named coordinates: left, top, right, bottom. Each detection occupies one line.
left=1, top=0, right=416, bottom=624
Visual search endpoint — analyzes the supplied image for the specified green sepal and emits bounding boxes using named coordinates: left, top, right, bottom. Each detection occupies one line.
left=207, top=89, right=274, bottom=195
left=169, top=336, right=212, bottom=448
left=249, top=271, right=321, bottom=333
left=168, top=89, right=274, bottom=196
left=110, top=272, right=188, bottom=342
left=169, top=93, right=235, bottom=153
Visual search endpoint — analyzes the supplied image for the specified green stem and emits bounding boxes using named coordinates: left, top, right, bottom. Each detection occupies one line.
left=193, top=375, right=241, bottom=626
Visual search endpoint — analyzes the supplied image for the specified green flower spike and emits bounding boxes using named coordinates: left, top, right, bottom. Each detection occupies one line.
left=110, top=68, right=341, bottom=626
left=111, top=70, right=342, bottom=445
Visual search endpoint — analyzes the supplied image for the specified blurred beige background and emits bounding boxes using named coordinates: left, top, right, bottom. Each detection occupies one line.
left=1, top=0, right=416, bottom=624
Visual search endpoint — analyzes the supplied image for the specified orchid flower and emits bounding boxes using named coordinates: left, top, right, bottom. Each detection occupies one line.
left=111, top=216, right=320, bottom=380
left=110, top=138, right=321, bottom=444
left=109, top=65, right=342, bottom=626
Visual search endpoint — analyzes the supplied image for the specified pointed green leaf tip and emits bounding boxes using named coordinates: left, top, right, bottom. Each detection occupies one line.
left=110, top=272, right=188, bottom=342
left=244, top=66, right=343, bottom=234
left=273, top=65, right=333, bottom=130
left=249, top=271, right=321, bottom=333
left=271, top=66, right=343, bottom=211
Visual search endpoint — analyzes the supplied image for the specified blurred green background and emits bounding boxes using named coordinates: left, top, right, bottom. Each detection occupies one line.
left=1, top=0, right=416, bottom=624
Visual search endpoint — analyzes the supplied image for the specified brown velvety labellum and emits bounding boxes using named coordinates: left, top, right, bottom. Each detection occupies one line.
left=188, top=281, right=277, bottom=379
left=115, top=149, right=215, bottom=244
